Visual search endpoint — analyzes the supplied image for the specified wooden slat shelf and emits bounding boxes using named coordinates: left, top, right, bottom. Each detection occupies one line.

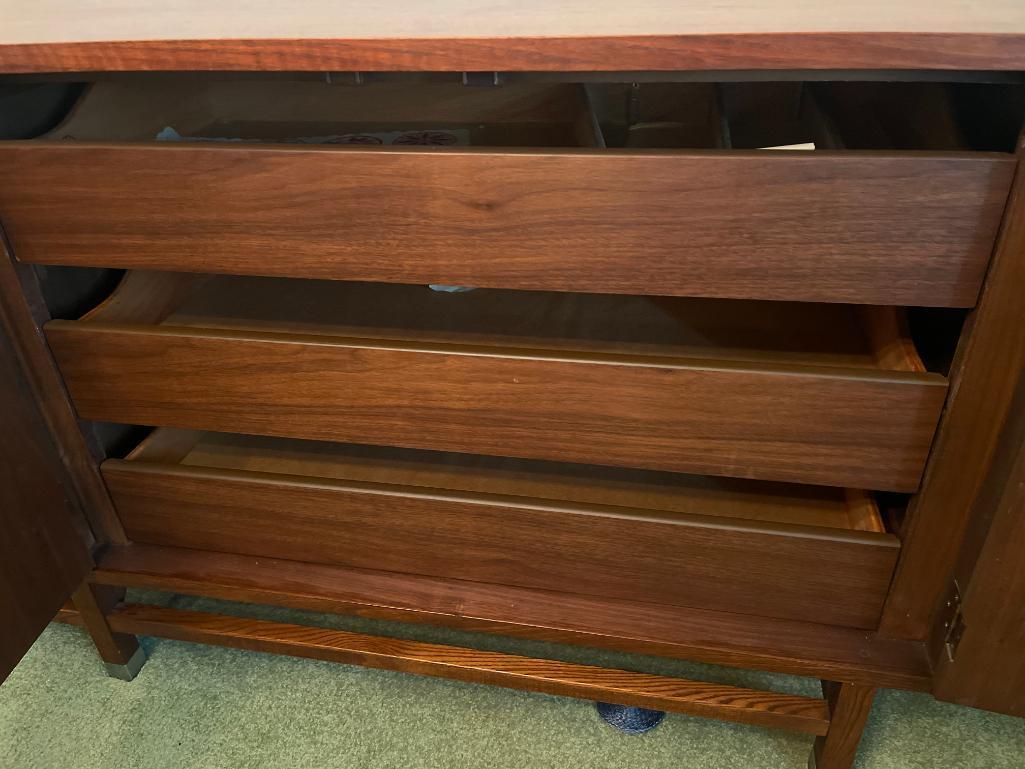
left=102, top=602, right=833, bottom=735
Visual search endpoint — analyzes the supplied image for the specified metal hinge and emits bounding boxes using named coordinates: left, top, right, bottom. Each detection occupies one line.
left=941, top=580, right=967, bottom=662
left=462, top=72, right=503, bottom=87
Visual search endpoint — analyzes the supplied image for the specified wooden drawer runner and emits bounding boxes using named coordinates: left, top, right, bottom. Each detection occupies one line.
left=0, top=79, right=1015, bottom=306
left=46, top=273, right=948, bottom=491
left=103, top=428, right=901, bottom=628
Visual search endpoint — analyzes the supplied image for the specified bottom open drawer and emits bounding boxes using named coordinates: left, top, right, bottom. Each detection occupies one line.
left=103, top=429, right=900, bottom=629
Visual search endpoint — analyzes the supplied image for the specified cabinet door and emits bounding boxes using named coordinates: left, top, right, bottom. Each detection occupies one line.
left=0, top=323, right=92, bottom=682
left=930, top=375, right=1025, bottom=717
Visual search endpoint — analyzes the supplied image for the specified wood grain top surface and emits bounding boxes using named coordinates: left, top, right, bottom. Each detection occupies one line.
left=2, top=1, right=1025, bottom=72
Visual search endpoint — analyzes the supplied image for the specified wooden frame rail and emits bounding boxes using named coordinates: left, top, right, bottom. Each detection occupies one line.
left=90, top=544, right=932, bottom=691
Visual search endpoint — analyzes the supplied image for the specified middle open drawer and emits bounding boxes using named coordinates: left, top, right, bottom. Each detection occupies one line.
left=46, top=272, right=947, bottom=491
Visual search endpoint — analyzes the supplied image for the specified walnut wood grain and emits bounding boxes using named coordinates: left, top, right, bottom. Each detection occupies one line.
left=70, top=584, right=139, bottom=665
left=93, top=273, right=901, bottom=372
left=0, top=321, right=93, bottom=682
left=93, top=544, right=934, bottom=691
left=2, top=35, right=1025, bottom=75
left=0, top=169, right=102, bottom=681
left=0, top=235, right=125, bottom=544
left=930, top=375, right=1025, bottom=716
left=140, top=428, right=886, bottom=532
left=3, top=0, right=1025, bottom=74
left=101, top=456, right=899, bottom=628
left=859, top=306, right=926, bottom=373
left=1, top=143, right=1014, bottom=307
left=79, top=271, right=211, bottom=325
left=47, top=321, right=947, bottom=491
left=880, top=138, right=1025, bottom=638
left=103, top=602, right=831, bottom=734
left=126, top=427, right=203, bottom=464
left=813, top=682, right=877, bottom=769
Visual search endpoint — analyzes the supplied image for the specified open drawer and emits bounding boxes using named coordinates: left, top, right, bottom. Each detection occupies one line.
left=46, top=272, right=948, bottom=491
left=0, top=78, right=1016, bottom=307
left=103, top=428, right=901, bottom=629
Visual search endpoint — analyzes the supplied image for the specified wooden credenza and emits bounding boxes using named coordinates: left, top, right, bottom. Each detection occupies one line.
left=2, top=4, right=1025, bottom=766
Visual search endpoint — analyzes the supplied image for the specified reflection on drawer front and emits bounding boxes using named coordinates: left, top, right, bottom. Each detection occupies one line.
left=46, top=273, right=948, bottom=491
left=103, top=429, right=901, bottom=629
left=2, top=143, right=1012, bottom=306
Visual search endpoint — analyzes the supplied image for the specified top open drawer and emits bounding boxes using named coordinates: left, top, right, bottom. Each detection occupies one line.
left=0, top=79, right=1017, bottom=307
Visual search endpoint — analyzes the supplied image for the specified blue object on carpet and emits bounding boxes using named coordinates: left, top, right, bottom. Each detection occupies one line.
left=596, top=702, right=666, bottom=734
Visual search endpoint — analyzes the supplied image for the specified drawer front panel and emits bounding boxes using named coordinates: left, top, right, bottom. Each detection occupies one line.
left=46, top=323, right=948, bottom=490
left=102, top=461, right=900, bottom=629
left=2, top=143, right=1014, bottom=306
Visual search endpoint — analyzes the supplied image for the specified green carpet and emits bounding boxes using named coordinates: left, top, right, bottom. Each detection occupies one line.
left=1, top=591, right=1022, bottom=768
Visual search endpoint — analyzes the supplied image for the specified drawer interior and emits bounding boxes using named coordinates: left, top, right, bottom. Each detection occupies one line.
left=30, top=77, right=1023, bottom=153
left=80, top=271, right=929, bottom=374
left=592, top=81, right=1022, bottom=151
left=45, top=80, right=602, bottom=148
left=125, top=428, right=887, bottom=533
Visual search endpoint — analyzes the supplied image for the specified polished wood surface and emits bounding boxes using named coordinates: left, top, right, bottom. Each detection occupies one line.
left=48, top=320, right=947, bottom=490
left=94, top=544, right=934, bottom=691
left=135, top=429, right=886, bottom=531
left=814, top=682, right=877, bottom=769
left=80, top=271, right=211, bottom=325
left=103, top=438, right=898, bottom=627
left=0, top=323, right=92, bottom=682
left=120, top=275, right=920, bottom=371
left=881, top=138, right=1025, bottom=638
left=6, top=35, right=1025, bottom=74
left=858, top=306, right=926, bottom=373
left=103, top=602, right=831, bottom=734
left=70, top=584, right=139, bottom=666
left=48, top=277, right=946, bottom=490
left=0, top=241, right=125, bottom=543
left=1, top=1, right=1025, bottom=72
left=930, top=375, right=1025, bottom=717
left=1, top=143, right=1013, bottom=307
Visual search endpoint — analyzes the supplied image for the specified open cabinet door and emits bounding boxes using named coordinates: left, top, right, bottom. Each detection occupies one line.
left=0, top=313, right=93, bottom=682
left=0, top=84, right=102, bottom=682
left=930, top=373, right=1025, bottom=717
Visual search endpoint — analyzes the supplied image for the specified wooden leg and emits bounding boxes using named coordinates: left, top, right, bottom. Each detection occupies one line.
left=811, top=681, right=876, bottom=769
left=71, top=583, right=146, bottom=681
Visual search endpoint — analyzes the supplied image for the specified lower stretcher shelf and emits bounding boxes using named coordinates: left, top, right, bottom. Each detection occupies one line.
left=89, top=544, right=932, bottom=691
left=71, top=601, right=832, bottom=735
